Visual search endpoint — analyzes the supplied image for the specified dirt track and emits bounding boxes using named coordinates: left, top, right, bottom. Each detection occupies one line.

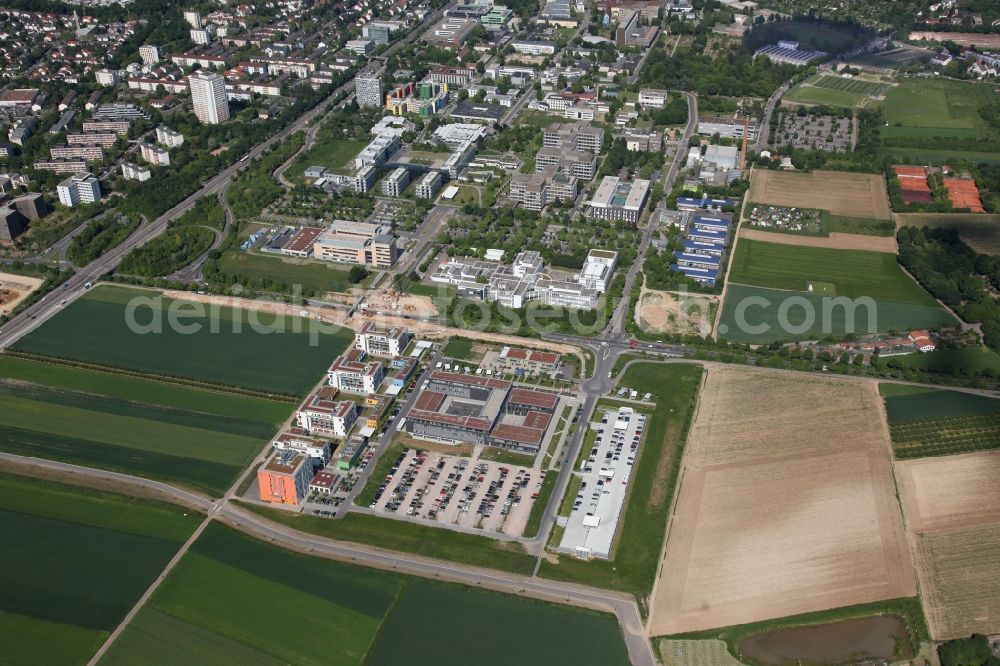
left=740, top=228, right=897, bottom=253
left=896, top=451, right=1000, bottom=640
left=648, top=367, right=914, bottom=635
left=747, top=170, right=892, bottom=219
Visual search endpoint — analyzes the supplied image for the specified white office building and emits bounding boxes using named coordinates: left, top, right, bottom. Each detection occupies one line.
left=188, top=71, right=230, bottom=124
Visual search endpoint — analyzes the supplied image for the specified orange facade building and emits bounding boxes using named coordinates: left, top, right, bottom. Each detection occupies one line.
left=257, top=450, right=313, bottom=506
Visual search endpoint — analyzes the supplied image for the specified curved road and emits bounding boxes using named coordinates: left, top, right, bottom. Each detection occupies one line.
left=0, top=451, right=653, bottom=666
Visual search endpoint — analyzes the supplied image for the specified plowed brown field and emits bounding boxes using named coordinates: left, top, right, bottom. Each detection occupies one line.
left=747, top=170, right=892, bottom=219
left=649, top=367, right=915, bottom=635
left=896, top=451, right=1000, bottom=639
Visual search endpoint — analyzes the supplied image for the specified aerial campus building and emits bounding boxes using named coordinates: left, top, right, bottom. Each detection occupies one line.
left=587, top=176, right=651, bottom=226
left=402, top=371, right=559, bottom=454
left=430, top=249, right=617, bottom=310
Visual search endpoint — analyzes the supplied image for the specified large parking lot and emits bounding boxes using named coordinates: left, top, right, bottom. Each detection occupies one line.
left=559, top=405, right=648, bottom=559
left=369, top=449, right=543, bottom=537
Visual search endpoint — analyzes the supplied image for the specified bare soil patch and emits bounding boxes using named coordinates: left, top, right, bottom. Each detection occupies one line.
left=895, top=450, right=1000, bottom=639
left=747, top=170, right=892, bottom=219
left=740, top=228, right=898, bottom=253
left=364, top=287, right=439, bottom=318
left=635, top=285, right=715, bottom=336
left=649, top=367, right=914, bottom=635
left=0, top=271, right=43, bottom=316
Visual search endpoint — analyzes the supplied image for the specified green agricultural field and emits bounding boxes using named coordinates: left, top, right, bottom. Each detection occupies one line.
left=882, top=387, right=1000, bottom=458
left=12, top=285, right=352, bottom=396
left=538, top=363, right=703, bottom=598
left=884, top=146, right=1000, bottom=164
left=366, top=581, right=630, bottom=666
left=215, top=248, right=358, bottom=294
left=103, top=523, right=400, bottom=666
left=882, top=385, right=1000, bottom=424
left=0, top=356, right=293, bottom=424
left=718, top=284, right=955, bottom=344
left=729, top=240, right=937, bottom=303
left=720, top=240, right=955, bottom=343
left=0, top=361, right=285, bottom=495
left=0, top=473, right=199, bottom=665
left=102, top=523, right=630, bottom=666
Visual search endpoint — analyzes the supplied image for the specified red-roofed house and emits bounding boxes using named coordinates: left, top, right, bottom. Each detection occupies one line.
left=908, top=330, right=936, bottom=353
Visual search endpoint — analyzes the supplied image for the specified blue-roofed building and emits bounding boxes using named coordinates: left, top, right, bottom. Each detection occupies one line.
left=691, top=215, right=729, bottom=232
left=676, top=195, right=738, bottom=212
left=674, top=251, right=721, bottom=270
left=686, top=227, right=727, bottom=245
left=681, top=239, right=725, bottom=256
left=671, top=264, right=717, bottom=286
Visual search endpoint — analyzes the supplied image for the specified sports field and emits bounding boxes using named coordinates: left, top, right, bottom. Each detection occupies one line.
left=0, top=473, right=199, bottom=665
left=746, top=170, right=892, bottom=219
left=0, top=356, right=288, bottom=495
left=883, top=78, right=997, bottom=136
left=102, top=523, right=630, bottom=665
left=12, top=285, right=352, bottom=396
left=895, top=450, right=1000, bottom=639
left=649, top=368, right=915, bottom=635
left=881, top=385, right=1000, bottom=459
left=784, top=74, right=890, bottom=108
left=719, top=240, right=954, bottom=342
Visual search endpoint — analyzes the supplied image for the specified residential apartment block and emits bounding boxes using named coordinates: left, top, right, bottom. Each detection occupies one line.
left=326, top=348, right=386, bottom=395
left=296, top=387, right=359, bottom=438
left=56, top=173, right=101, bottom=207
left=140, top=143, right=170, bottom=166
left=355, top=321, right=412, bottom=357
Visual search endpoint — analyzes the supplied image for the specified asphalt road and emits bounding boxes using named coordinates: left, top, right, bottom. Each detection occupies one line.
left=752, top=79, right=792, bottom=153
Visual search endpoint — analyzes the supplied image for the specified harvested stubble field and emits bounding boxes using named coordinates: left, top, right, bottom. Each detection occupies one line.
left=895, top=451, right=1000, bottom=640
left=746, top=170, right=892, bottom=220
left=649, top=367, right=915, bottom=636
